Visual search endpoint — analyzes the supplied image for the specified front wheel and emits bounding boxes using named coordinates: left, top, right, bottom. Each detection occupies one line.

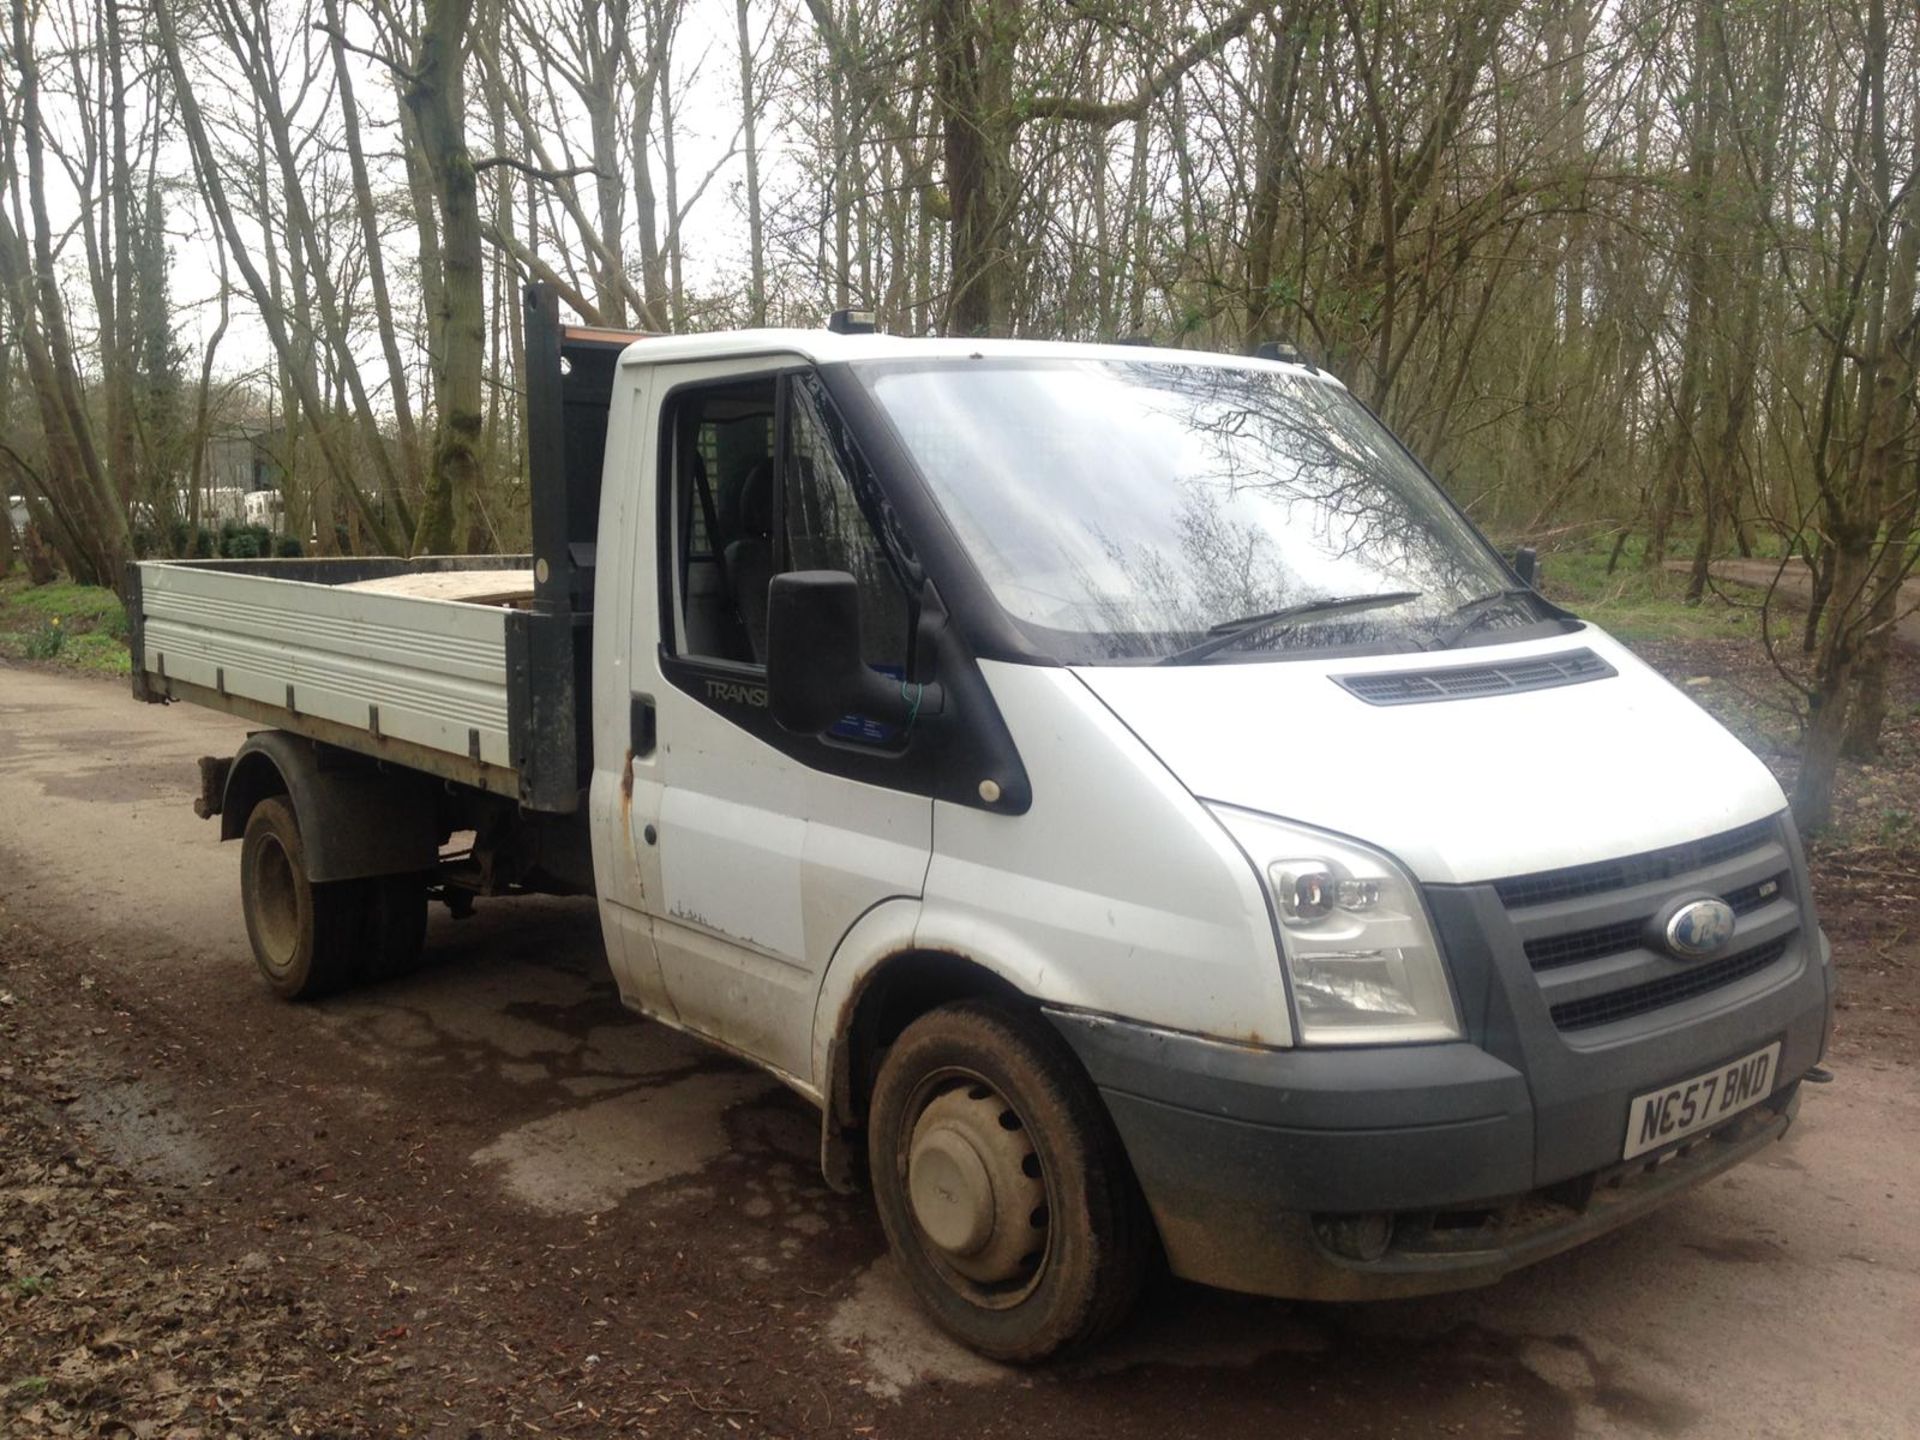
left=866, top=1001, right=1151, bottom=1361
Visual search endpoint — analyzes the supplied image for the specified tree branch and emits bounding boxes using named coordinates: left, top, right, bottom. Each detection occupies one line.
left=472, top=156, right=604, bottom=183
left=1018, top=0, right=1274, bottom=128
left=311, top=23, right=421, bottom=84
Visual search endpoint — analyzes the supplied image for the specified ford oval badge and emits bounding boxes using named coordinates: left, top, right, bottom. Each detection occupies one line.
left=1666, top=898, right=1737, bottom=959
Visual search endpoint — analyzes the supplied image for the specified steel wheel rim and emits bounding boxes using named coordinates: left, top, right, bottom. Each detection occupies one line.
left=250, top=833, right=300, bottom=974
left=898, top=1066, right=1055, bottom=1310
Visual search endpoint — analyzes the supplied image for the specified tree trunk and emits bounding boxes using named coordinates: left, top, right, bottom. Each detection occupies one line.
left=1648, top=0, right=1719, bottom=574
left=405, top=0, right=486, bottom=555
left=628, top=4, right=672, bottom=330
left=1842, top=497, right=1914, bottom=759
left=1243, top=17, right=1299, bottom=352
left=0, top=331, right=12, bottom=577
left=585, top=1, right=629, bottom=326
left=932, top=0, right=1012, bottom=336
left=5, top=0, right=131, bottom=589
left=1801, top=542, right=1833, bottom=654
left=1791, top=0, right=1904, bottom=829
left=1124, top=98, right=1152, bottom=336
left=1839, top=117, right=1920, bottom=761
left=103, top=0, right=138, bottom=508
left=325, top=0, right=425, bottom=502
left=657, top=30, right=686, bottom=326
left=186, top=232, right=232, bottom=553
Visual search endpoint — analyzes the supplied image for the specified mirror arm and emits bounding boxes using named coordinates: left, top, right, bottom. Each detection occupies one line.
left=855, top=672, right=944, bottom=725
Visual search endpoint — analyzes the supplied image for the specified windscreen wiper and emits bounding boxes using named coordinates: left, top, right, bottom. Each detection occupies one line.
left=1157, top=591, right=1424, bottom=666
left=1427, top=587, right=1540, bottom=650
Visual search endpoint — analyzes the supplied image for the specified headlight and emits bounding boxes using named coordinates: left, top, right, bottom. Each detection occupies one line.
left=1209, top=805, right=1460, bottom=1045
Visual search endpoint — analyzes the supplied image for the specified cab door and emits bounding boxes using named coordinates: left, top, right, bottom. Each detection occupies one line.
left=632, top=358, right=932, bottom=1091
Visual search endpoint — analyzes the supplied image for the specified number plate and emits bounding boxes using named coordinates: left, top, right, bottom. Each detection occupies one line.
left=1623, top=1041, right=1782, bottom=1160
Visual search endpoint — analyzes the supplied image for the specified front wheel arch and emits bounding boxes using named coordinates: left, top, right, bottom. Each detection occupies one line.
left=835, top=949, right=1029, bottom=1117
left=821, top=947, right=1109, bottom=1199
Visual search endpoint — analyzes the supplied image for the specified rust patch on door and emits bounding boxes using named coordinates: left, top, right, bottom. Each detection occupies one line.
left=619, top=748, right=637, bottom=866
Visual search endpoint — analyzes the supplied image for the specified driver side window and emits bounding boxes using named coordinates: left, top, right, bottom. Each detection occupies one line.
left=783, top=383, right=911, bottom=673
left=667, top=378, right=775, bottom=666
left=666, top=373, right=911, bottom=678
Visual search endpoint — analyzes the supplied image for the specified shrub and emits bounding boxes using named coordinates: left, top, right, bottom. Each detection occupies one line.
left=23, top=616, right=66, bottom=660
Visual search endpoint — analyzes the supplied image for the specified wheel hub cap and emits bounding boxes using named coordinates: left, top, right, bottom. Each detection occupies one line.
left=251, top=836, right=299, bottom=970
left=906, top=1082, right=1048, bottom=1287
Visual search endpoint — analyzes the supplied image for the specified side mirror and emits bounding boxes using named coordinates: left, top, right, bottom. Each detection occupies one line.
left=1512, top=545, right=1538, bottom=589
left=767, top=571, right=936, bottom=735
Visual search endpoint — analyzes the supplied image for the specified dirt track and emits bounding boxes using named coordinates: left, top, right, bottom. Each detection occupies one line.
left=1673, top=557, right=1920, bottom=647
left=2, top=662, right=1917, bottom=1438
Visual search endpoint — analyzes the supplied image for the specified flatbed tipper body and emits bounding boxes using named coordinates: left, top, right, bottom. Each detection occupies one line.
left=131, top=291, right=620, bottom=814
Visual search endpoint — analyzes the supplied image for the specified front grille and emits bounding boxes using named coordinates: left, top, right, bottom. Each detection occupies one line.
left=1522, top=870, right=1792, bottom=973
left=1724, top=874, right=1788, bottom=916
left=1525, top=918, right=1646, bottom=971
left=1491, top=818, right=1802, bottom=1037
left=1494, top=818, right=1777, bottom=908
left=1334, top=648, right=1615, bottom=706
left=1549, top=939, right=1791, bottom=1032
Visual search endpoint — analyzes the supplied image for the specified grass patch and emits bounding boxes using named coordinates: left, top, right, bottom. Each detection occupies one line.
left=1, top=578, right=126, bottom=623
left=0, top=576, right=132, bottom=676
left=1539, top=546, right=1762, bottom=642
left=58, top=629, right=134, bottom=675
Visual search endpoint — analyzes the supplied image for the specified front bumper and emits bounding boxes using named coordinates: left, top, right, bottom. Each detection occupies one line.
left=1047, top=964, right=1826, bottom=1301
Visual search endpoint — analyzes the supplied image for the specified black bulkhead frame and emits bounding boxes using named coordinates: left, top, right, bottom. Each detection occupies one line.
left=508, top=283, right=633, bottom=813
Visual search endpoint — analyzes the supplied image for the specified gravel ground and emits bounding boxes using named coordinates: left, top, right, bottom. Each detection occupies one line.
left=1, top=659, right=1916, bottom=1440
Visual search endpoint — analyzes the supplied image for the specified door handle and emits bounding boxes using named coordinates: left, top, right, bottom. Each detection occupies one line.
left=630, top=693, right=657, bottom=757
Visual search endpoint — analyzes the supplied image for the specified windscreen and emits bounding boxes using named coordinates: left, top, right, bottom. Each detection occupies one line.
left=859, top=359, right=1526, bottom=663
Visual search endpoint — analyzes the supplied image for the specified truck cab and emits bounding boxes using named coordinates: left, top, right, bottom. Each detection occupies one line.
left=134, top=291, right=1833, bottom=1362
left=585, top=321, right=1831, bottom=1356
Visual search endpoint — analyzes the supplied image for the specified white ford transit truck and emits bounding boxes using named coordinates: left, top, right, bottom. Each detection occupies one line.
left=130, top=287, right=1833, bottom=1360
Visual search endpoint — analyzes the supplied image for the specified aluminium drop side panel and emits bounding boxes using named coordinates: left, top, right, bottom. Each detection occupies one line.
left=137, top=561, right=513, bottom=770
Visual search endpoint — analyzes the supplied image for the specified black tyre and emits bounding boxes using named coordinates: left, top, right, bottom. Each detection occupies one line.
left=360, top=872, right=429, bottom=982
left=239, top=797, right=363, bottom=1000
left=867, top=1000, right=1150, bottom=1362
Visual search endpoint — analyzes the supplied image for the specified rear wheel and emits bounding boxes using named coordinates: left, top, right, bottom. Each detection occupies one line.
left=239, top=797, right=362, bottom=1001
left=866, top=1001, right=1150, bottom=1362
left=360, top=872, right=429, bottom=982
